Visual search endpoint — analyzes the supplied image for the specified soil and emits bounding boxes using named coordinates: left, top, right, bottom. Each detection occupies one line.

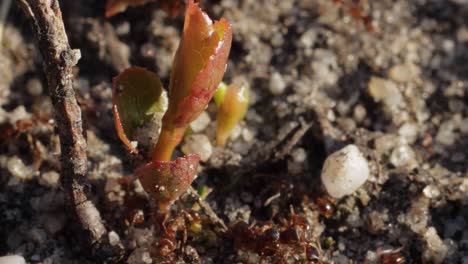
left=1, top=0, right=467, bottom=263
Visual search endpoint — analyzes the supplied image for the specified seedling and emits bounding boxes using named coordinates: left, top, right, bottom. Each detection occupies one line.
left=112, top=0, right=232, bottom=215
left=214, top=82, right=250, bottom=146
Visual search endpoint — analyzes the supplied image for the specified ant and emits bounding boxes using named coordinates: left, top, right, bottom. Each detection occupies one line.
left=229, top=208, right=323, bottom=263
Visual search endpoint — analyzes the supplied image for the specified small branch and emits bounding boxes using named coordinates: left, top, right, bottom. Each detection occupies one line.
left=17, top=0, right=124, bottom=261
left=182, top=187, right=227, bottom=233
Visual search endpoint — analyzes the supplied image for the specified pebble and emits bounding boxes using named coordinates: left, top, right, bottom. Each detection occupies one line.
left=127, top=248, right=152, bottom=264
left=374, top=134, right=399, bottom=154
left=435, top=121, right=456, bottom=146
left=229, top=124, right=242, bottom=141
left=182, top=134, right=213, bottom=162
left=423, top=227, right=448, bottom=264
left=368, top=77, right=403, bottom=108
left=460, top=118, right=468, bottom=134
left=6, top=157, right=33, bottom=181
left=189, top=111, right=211, bottom=133
left=39, top=171, right=60, bottom=188
left=321, top=144, right=370, bottom=198
left=26, top=78, right=43, bottom=96
left=0, top=255, right=26, bottom=264
left=8, top=106, right=31, bottom=124
left=108, top=231, right=120, bottom=246
left=388, top=62, right=421, bottom=83
left=269, top=72, right=286, bottom=95
left=390, top=144, right=417, bottom=169
left=353, top=104, right=367, bottom=123
left=241, top=128, right=255, bottom=142
left=398, top=122, right=418, bottom=143
left=423, top=185, right=440, bottom=199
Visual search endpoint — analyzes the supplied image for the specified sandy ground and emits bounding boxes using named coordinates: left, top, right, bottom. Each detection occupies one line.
left=1, top=0, right=467, bottom=263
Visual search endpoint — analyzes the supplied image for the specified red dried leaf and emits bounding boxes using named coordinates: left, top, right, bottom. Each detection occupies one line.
left=164, top=0, right=233, bottom=128
left=136, top=154, right=200, bottom=212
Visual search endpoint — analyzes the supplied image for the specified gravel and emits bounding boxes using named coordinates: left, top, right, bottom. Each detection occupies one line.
left=1, top=0, right=467, bottom=263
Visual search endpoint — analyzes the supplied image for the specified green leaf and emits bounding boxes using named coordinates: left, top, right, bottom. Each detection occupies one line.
left=112, top=66, right=167, bottom=153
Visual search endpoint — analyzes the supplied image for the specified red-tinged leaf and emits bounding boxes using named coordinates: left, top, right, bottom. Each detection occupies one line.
left=105, top=0, right=185, bottom=18
left=106, top=0, right=155, bottom=17
left=135, top=154, right=200, bottom=212
left=216, top=83, right=249, bottom=146
left=112, top=67, right=167, bottom=153
left=164, top=0, right=233, bottom=128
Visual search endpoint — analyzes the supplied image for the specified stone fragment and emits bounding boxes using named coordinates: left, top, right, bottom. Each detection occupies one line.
left=321, top=145, right=370, bottom=198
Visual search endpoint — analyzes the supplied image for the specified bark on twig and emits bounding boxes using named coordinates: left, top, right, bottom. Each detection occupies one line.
left=17, top=0, right=124, bottom=261
left=182, top=187, right=227, bottom=233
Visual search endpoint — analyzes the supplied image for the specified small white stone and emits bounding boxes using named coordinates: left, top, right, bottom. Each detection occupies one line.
left=229, top=124, right=242, bottom=141
left=353, top=104, right=367, bottom=123
left=8, top=106, right=31, bottom=124
left=127, top=248, right=152, bottom=264
left=423, top=185, right=440, bottom=198
left=398, top=122, right=419, bottom=143
left=182, top=134, right=213, bottom=162
left=108, top=231, right=120, bottom=246
left=388, top=62, right=421, bottom=83
left=423, top=227, right=448, bottom=264
left=39, top=171, right=60, bottom=188
left=0, top=255, right=26, bottom=264
left=6, top=157, right=33, bottom=180
left=269, top=72, right=286, bottom=95
left=26, top=78, right=43, bottom=96
left=368, top=77, right=403, bottom=108
left=321, top=145, right=370, bottom=198
left=189, top=111, right=211, bottom=133
left=390, top=144, right=416, bottom=168
left=241, top=128, right=254, bottom=142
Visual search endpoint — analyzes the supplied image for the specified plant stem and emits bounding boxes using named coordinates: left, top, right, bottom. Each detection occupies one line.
left=152, top=125, right=186, bottom=162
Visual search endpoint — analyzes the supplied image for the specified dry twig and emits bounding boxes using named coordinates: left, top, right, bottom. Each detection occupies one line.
left=17, top=0, right=124, bottom=261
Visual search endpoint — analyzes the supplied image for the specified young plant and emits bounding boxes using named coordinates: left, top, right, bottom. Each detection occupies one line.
left=214, top=82, right=250, bottom=146
left=112, top=0, right=232, bottom=214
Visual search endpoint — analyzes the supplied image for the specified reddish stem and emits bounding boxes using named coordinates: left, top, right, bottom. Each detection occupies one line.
left=152, top=125, right=186, bottom=162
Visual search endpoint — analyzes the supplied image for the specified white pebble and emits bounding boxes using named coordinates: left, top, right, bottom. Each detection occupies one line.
left=368, top=77, right=403, bottom=108
left=398, top=122, right=419, bottom=143
left=108, top=231, right=121, bottom=246
left=321, top=145, right=370, bottom=198
left=0, top=256, right=26, bottom=264
left=241, top=128, right=254, bottom=142
left=127, top=248, right=152, bottom=264
left=388, top=62, right=421, bottom=83
left=26, top=78, right=43, bottom=96
left=423, top=185, right=440, bottom=198
left=269, top=72, right=286, bottom=95
left=390, top=144, right=416, bottom=168
left=6, top=157, right=33, bottom=180
left=182, top=134, right=213, bottom=162
left=39, top=171, right=60, bottom=188
left=189, top=111, right=211, bottom=133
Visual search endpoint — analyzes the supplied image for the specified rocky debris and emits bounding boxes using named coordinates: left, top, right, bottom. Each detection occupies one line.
left=321, top=144, right=370, bottom=198
left=189, top=111, right=211, bottom=133
left=182, top=134, right=213, bottom=162
left=0, top=255, right=26, bottom=264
